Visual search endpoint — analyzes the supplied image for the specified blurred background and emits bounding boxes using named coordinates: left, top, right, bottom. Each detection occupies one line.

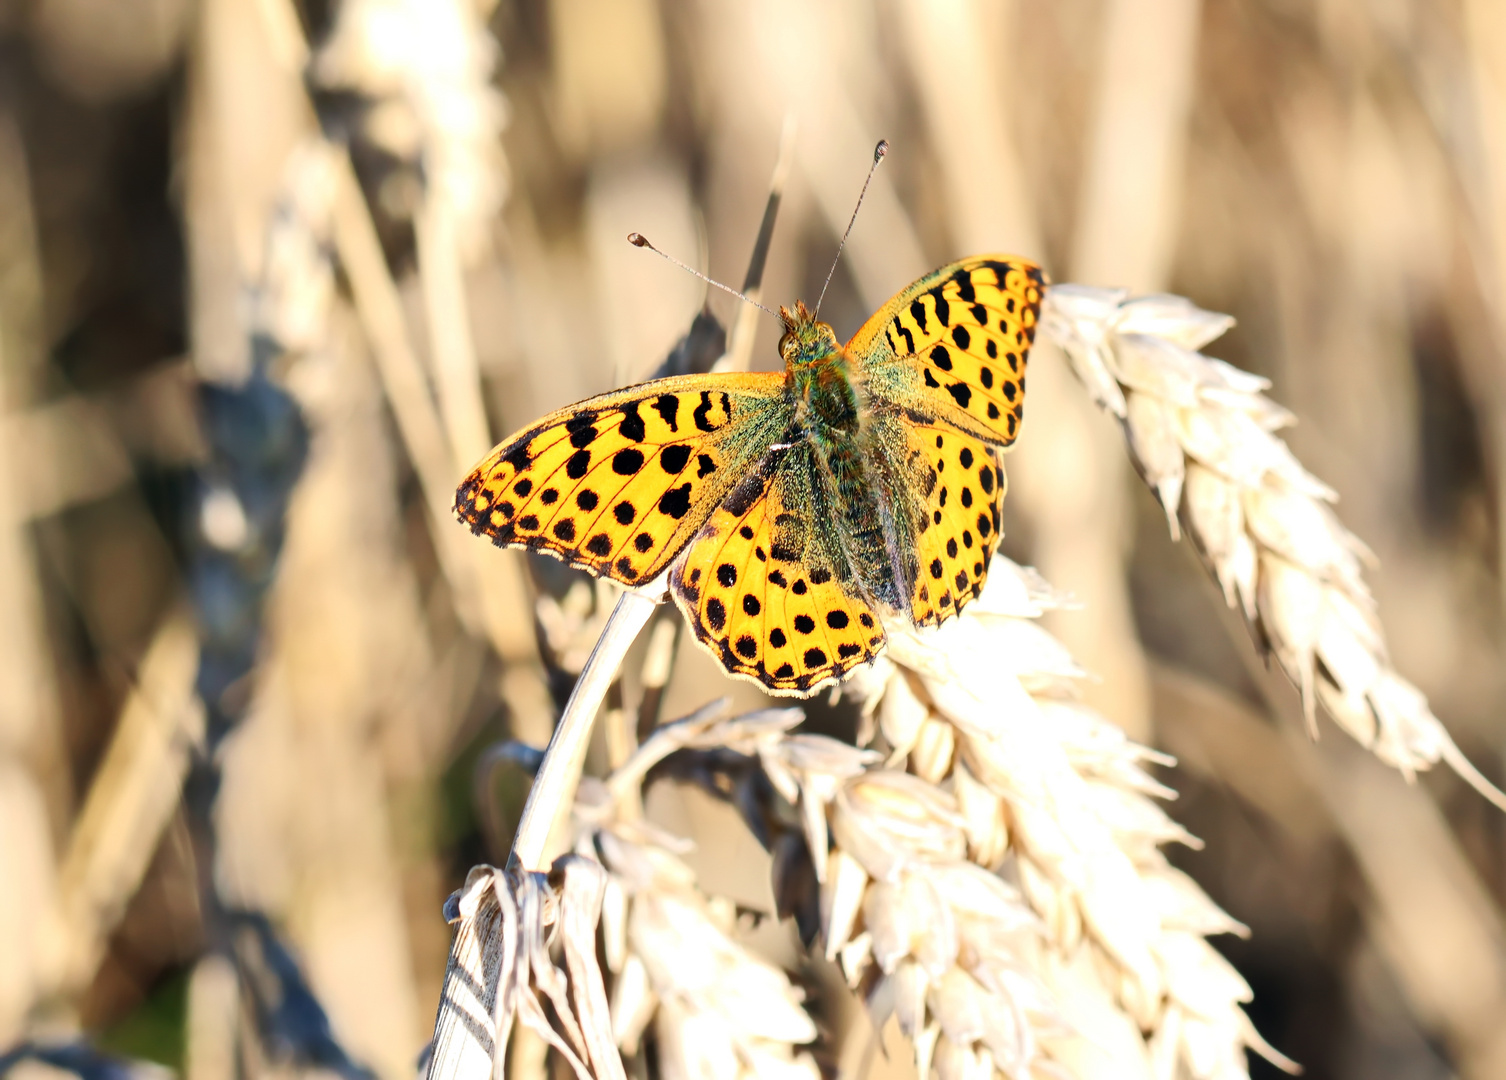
left=1, top=0, right=1505, bottom=1078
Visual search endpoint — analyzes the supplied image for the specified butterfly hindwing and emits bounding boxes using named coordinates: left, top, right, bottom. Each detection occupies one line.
left=848, top=256, right=1045, bottom=447
left=672, top=463, right=886, bottom=695
left=904, top=421, right=1005, bottom=626
left=456, top=373, right=787, bottom=584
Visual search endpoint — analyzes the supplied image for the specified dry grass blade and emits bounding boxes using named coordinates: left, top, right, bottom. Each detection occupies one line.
left=425, top=859, right=623, bottom=1080
left=1042, top=285, right=1506, bottom=810
left=50, top=613, right=201, bottom=993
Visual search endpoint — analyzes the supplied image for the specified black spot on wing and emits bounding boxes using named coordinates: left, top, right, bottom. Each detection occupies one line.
left=692, top=391, right=723, bottom=433
left=566, top=411, right=597, bottom=444
left=658, top=484, right=692, bottom=519
left=660, top=444, right=691, bottom=474
left=618, top=401, right=646, bottom=442
left=910, top=299, right=928, bottom=333
left=653, top=394, right=680, bottom=431
left=502, top=438, right=533, bottom=469
left=947, top=383, right=972, bottom=408
left=566, top=450, right=591, bottom=479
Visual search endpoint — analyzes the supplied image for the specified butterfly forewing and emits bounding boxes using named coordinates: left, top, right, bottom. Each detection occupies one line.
left=672, top=463, right=886, bottom=695
left=904, top=422, right=1005, bottom=626
left=456, top=373, right=787, bottom=583
left=848, top=256, right=1045, bottom=447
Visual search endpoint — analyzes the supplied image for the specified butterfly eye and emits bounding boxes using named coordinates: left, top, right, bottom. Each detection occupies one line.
left=778, top=333, right=795, bottom=360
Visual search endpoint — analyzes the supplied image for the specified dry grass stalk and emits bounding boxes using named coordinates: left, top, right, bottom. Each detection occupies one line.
left=49, top=614, right=202, bottom=994
left=1040, top=285, right=1506, bottom=808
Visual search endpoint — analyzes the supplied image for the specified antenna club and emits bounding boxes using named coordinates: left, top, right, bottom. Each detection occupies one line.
left=874, top=139, right=889, bottom=162
left=626, top=229, right=778, bottom=318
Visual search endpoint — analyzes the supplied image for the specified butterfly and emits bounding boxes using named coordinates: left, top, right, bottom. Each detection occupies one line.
left=455, top=255, right=1046, bottom=696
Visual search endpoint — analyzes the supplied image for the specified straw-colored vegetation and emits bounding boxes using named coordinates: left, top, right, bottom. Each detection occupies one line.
left=3, top=3, right=1506, bottom=1080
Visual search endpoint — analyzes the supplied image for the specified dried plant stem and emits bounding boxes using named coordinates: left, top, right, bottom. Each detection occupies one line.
left=509, top=582, right=665, bottom=870
left=416, top=194, right=492, bottom=468
left=329, top=146, right=549, bottom=738
left=718, top=113, right=797, bottom=376
left=329, top=153, right=461, bottom=555
left=52, top=612, right=202, bottom=992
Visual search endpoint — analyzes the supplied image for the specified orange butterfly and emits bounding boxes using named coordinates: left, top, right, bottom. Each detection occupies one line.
left=456, top=256, right=1046, bottom=696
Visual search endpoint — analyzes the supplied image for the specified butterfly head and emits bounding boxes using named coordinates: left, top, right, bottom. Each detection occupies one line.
left=777, top=300, right=840, bottom=370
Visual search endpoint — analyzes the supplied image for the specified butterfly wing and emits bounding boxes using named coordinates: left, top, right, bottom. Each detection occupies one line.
left=456, top=373, right=789, bottom=584
left=847, top=256, right=1046, bottom=447
left=902, top=421, right=1006, bottom=626
left=671, top=456, right=886, bottom=696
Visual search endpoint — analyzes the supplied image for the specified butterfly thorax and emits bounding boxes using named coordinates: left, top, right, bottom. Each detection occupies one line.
left=778, top=301, right=862, bottom=431
left=776, top=301, right=906, bottom=608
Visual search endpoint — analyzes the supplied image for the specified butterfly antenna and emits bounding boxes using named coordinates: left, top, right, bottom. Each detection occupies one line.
left=815, top=138, right=888, bottom=317
left=628, top=233, right=778, bottom=318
